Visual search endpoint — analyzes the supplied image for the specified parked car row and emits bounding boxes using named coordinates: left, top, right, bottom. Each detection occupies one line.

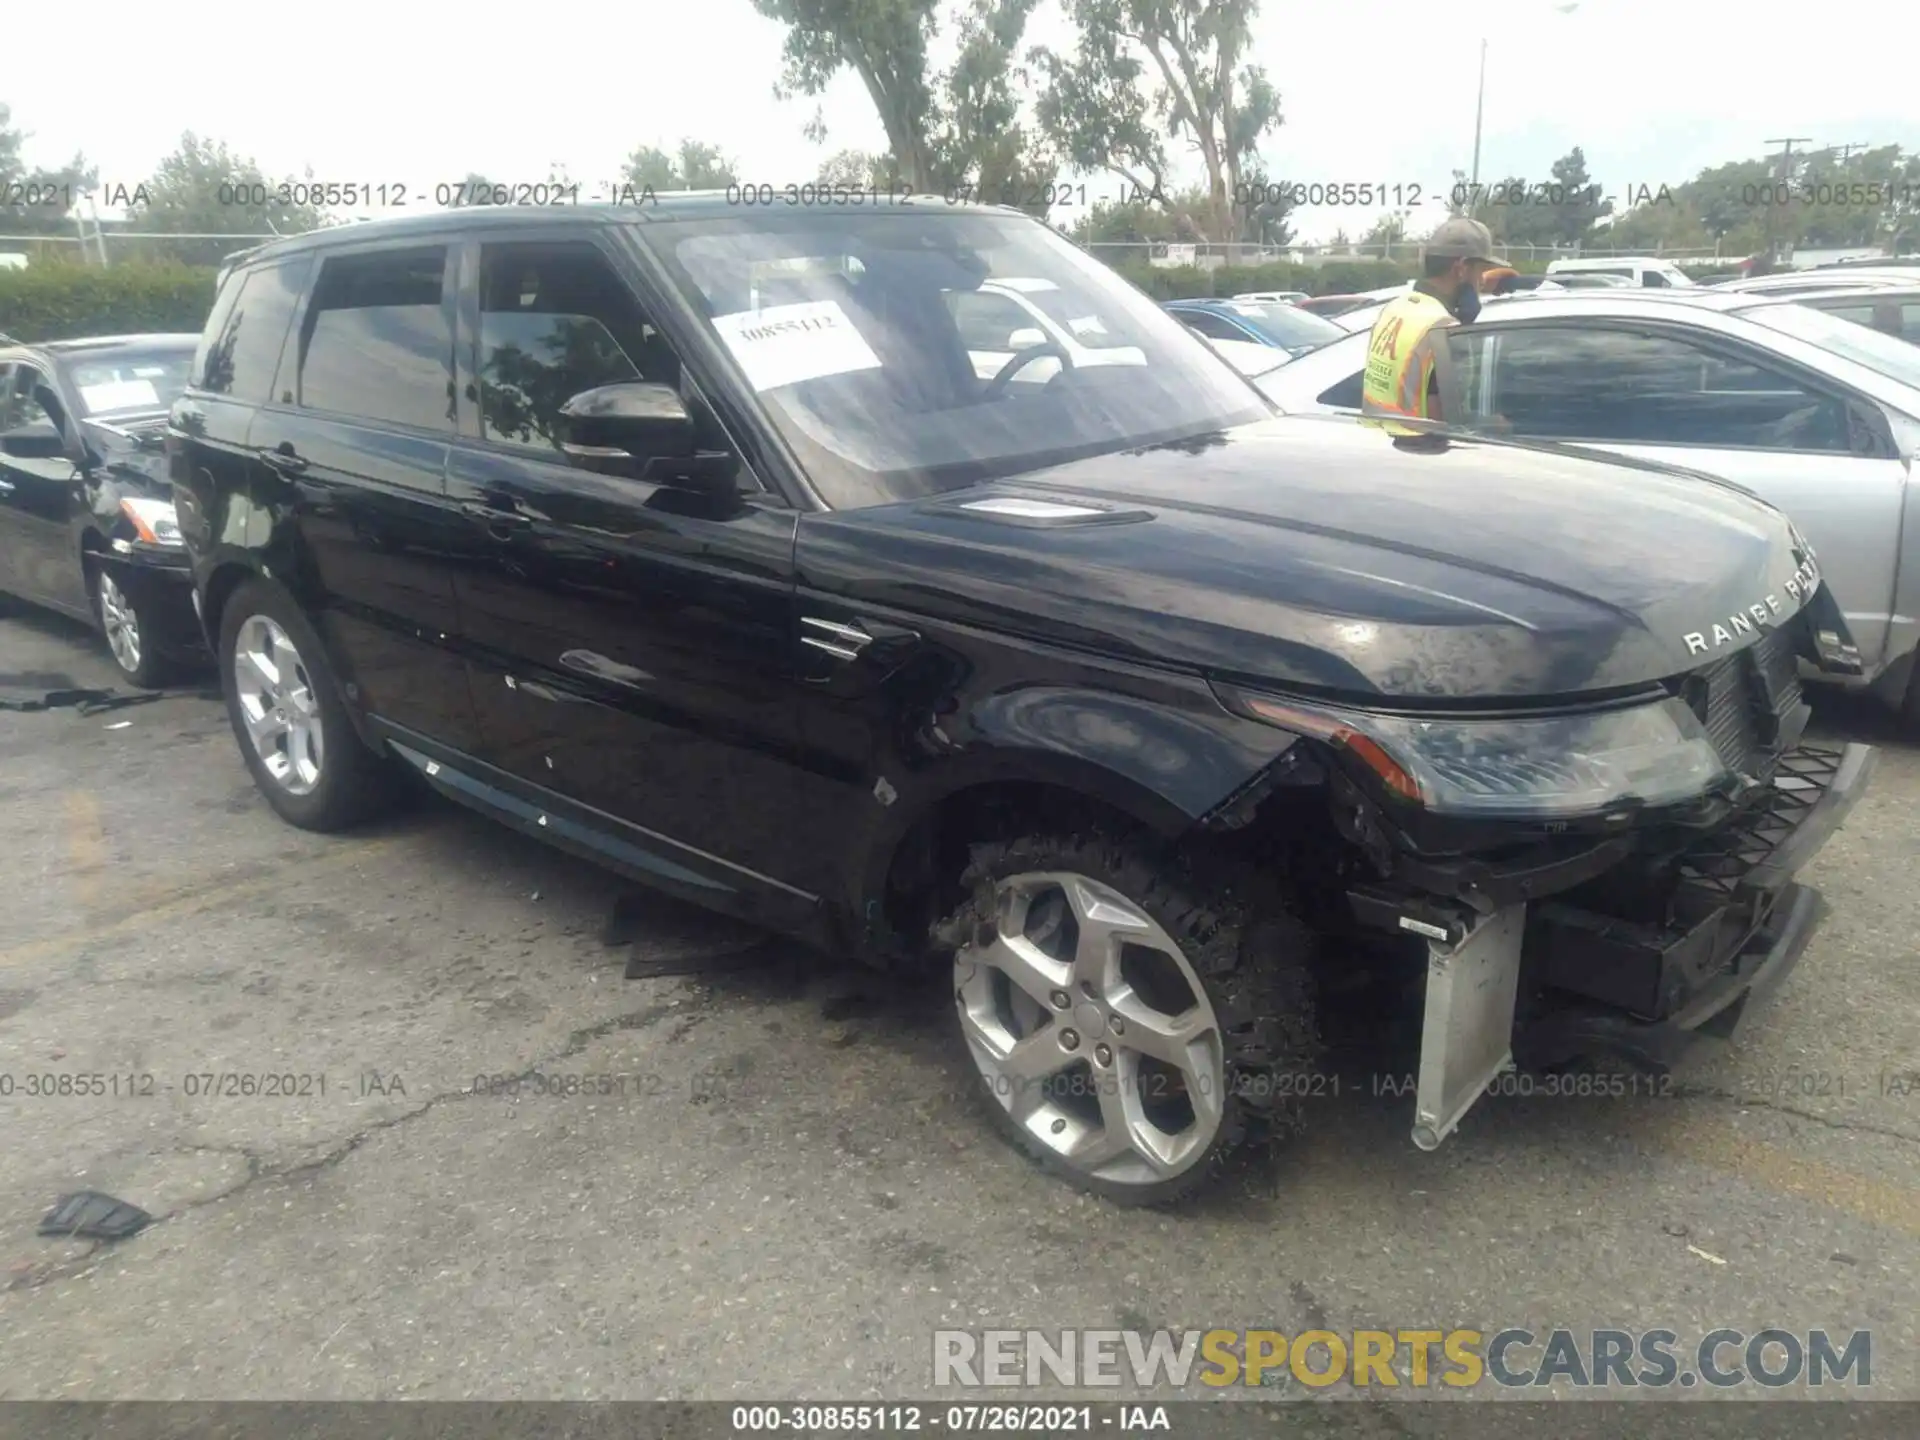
left=0, top=202, right=1887, bottom=1210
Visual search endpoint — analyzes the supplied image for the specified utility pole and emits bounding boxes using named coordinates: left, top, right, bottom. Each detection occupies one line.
left=1762, top=136, right=1812, bottom=265
left=1469, top=38, right=1488, bottom=193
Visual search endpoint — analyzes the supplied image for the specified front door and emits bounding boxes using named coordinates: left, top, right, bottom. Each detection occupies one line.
left=0, top=362, right=85, bottom=613
left=444, top=232, right=813, bottom=928
left=1455, top=321, right=1908, bottom=667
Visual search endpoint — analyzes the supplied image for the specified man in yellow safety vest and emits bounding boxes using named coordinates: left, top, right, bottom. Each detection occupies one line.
left=1361, top=217, right=1501, bottom=436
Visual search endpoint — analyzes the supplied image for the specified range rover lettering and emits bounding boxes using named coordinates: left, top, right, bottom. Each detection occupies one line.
left=167, top=200, right=1876, bottom=1205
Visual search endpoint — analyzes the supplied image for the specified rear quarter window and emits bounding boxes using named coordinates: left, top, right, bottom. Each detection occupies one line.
left=193, top=255, right=313, bottom=404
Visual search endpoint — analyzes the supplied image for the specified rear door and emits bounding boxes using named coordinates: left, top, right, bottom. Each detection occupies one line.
left=248, top=241, right=484, bottom=751
left=1455, top=320, right=1907, bottom=664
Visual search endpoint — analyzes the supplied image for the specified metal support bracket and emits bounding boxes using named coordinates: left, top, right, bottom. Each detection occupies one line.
left=1411, top=902, right=1526, bottom=1151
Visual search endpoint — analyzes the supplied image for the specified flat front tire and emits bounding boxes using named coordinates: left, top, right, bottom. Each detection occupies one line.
left=218, top=579, right=395, bottom=831
left=940, top=832, right=1322, bottom=1207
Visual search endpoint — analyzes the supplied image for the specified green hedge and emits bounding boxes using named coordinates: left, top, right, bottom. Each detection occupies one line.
left=1113, top=259, right=1417, bottom=300
left=0, top=262, right=219, bottom=343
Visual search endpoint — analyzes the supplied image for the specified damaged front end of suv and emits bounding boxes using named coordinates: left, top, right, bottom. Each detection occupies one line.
left=881, top=419, right=1877, bottom=1204
left=1209, top=546, right=1873, bottom=1154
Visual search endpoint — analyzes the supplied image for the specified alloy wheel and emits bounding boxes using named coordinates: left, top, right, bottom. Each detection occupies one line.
left=96, top=571, right=142, bottom=675
left=232, top=614, right=325, bottom=796
left=954, top=871, right=1227, bottom=1189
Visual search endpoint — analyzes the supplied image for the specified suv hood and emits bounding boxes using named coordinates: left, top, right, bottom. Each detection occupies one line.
left=797, top=417, right=1823, bottom=701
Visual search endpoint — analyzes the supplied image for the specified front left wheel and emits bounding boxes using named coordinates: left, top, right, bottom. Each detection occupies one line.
left=941, top=833, right=1322, bottom=1207
left=90, top=563, right=172, bottom=689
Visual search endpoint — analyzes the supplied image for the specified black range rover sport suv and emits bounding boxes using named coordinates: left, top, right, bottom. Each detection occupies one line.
left=168, top=198, right=1876, bottom=1205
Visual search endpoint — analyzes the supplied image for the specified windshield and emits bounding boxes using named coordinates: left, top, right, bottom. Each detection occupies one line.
left=1215, top=301, right=1346, bottom=352
left=654, top=209, right=1271, bottom=509
left=1747, top=302, right=1920, bottom=390
left=62, top=347, right=195, bottom=418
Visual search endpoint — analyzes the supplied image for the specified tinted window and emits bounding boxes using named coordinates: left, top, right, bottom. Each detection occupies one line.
left=1177, top=309, right=1249, bottom=342
left=197, top=257, right=310, bottom=403
left=1455, top=325, right=1850, bottom=453
left=300, top=248, right=452, bottom=432
left=1317, top=371, right=1364, bottom=409
left=475, top=241, right=662, bottom=453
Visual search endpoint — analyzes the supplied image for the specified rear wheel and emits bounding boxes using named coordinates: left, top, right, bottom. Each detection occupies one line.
left=219, top=579, right=397, bottom=831
left=941, top=832, right=1321, bottom=1207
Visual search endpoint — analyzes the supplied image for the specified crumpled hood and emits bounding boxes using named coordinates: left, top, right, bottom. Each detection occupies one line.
left=796, top=416, right=1822, bottom=701
left=80, top=413, right=172, bottom=497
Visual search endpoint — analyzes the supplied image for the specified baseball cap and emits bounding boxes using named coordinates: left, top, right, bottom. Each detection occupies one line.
left=1425, top=216, right=1498, bottom=262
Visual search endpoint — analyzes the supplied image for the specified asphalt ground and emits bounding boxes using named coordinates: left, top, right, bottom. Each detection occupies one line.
left=1, top=601, right=1917, bottom=1406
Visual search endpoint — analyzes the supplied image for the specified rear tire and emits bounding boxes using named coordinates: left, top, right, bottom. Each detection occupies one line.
left=218, top=578, right=397, bottom=831
left=938, top=831, right=1321, bottom=1207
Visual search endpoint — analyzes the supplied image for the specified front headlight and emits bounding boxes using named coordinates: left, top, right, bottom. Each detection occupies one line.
left=1221, top=690, right=1730, bottom=820
left=119, top=496, right=184, bottom=546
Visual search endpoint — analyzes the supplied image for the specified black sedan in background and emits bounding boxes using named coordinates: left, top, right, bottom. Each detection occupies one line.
left=0, top=334, right=202, bottom=685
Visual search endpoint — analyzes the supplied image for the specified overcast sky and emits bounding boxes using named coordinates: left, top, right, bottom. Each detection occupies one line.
left=6, top=0, right=1916, bottom=245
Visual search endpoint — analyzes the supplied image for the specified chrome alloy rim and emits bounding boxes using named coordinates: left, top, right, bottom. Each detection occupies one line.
left=97, top=571, right=141, bottom=674
left=954, top=872, right=1226, bottom=1187
left=232, top=614, right=325, bottom=796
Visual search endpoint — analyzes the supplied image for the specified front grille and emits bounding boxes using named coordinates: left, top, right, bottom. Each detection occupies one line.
left=1682, top=627, right=1804, bottom=780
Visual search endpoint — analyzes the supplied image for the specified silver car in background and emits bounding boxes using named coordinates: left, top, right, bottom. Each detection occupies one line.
left=1257, top=289, right=1920, bottom=725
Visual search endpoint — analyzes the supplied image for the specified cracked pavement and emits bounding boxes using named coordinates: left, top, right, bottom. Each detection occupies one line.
left=2, top=605, right=1919, bottom=1401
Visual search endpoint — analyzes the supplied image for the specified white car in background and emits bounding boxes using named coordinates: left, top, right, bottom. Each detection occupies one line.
left=1233, top=290, right=1308, bottom=304
left=1254, top=288, right=1920, bottom=724
left=946, top=277, right=1146, bottom=383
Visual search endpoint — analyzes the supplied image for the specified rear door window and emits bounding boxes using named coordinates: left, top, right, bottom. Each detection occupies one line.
left=1458, top=324, right=1852, bottom=453
left=299, top=247, right=453, bottom=432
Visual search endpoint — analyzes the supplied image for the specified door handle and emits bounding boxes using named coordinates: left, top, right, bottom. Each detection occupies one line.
left=0, top=478, right=14, bottom=494
left=259, top=444, right=308, bottom=475
left=459, top=500, right=532, bottom=529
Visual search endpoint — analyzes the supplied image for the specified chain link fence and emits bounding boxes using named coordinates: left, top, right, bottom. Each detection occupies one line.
left=1080, top=240, right=1739, bottom=269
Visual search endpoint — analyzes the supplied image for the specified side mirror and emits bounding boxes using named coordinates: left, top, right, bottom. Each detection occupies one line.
left=557, top=381, right=737, bottom=493
left=1007, top=327, right=1048, bottom=351
left=0, top=430, right=68, bottom=460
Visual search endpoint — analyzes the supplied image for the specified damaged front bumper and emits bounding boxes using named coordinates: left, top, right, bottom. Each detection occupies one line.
left=1364, top=741, right=1877, bottom=1150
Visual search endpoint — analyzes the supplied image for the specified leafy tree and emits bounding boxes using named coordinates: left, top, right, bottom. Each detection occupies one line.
left=1545, top=147, right=1610, bottom=247
left=757, top=0, right=1054, bottom=204
left=0, top=103, right=97, bottom=237
left=816, top=149, right=886, bottom=187
left=1235, top=164, right=1294, bottom=247
left=755, top=0, right=940, bottom=188
left=136, top=133, right=325, bottom=264
left=1032, top=0, right=1282, bottom=245
left=623, top=139, right=739, bottom=191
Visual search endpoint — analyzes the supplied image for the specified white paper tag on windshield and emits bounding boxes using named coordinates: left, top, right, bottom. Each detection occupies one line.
left=1067, top=315, right=1108, bottom=337
left=79, top=379, right=160, bottom=411
left=711, top=300, right=883, bottom=392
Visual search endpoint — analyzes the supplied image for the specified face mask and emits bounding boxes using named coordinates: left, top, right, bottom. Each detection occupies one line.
left=1452, top=276, right=1483, bottom=325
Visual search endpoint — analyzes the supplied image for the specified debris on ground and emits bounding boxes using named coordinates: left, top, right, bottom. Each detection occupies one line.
left=38, top=1192, right=153, bottom=1242
left=0, top=686, right=164, bottom=717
